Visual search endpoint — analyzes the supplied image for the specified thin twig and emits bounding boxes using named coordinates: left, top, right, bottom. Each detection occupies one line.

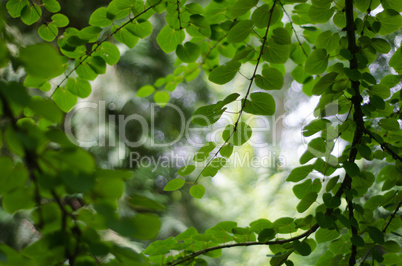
left=194, top=0, right=278, bottom=184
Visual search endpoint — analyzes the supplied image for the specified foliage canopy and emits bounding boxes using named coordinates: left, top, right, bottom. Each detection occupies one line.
left=0, top=0, right=402, bottom=265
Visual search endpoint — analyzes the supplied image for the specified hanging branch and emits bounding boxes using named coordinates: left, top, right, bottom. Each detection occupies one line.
left=51, top=0, right=163, bottom=96
left=27, top=0, right=58, bottom=38
left=194, top=0, right=278, bottom=184
left=278, top=0, right=308, bottom=56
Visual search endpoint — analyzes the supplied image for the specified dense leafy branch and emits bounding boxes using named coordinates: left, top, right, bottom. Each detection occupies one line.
left=51, top=0, right=163, bottom=96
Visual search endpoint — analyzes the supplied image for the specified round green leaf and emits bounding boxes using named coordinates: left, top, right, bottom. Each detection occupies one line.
left=66, top=78, right=91, bottom=98
left=89, top=7, right=113, bottom=27
left=243, top=92, right=276, bottom=116
left=20, top=43, right=63, bottom=79
left=137, top=85, right=155, bottom=97
left=52, top=87, right=78, bottom=113
left=251, top=4, right=282, bottom=28
left=176, top=42, right=200, bottom=63
left=43, top=0, right=60, bottom=12
left=262, top=40, right=291, bottom=64
left=307, top=5, right=335, bottom=23
left=157, top=25, right=185, bottom=53
left=367, top=226, right=384, bottom=244
left=305, top=49, right=329, bottom=75
left=297, top=192, right=317, bottom=213
left=222, top=122, right=252, bottom=146
left=227, top=20, right=254, bottom=43
left=177, top=165, right=196, bottom=176
left=376, top=9, right=402, bottom=35
left=163, top=178, right=185, bottom=191
left=52, top=13, right=69, bottom=27
left=126, top=21, right=153, bottom=39
left=38, top=24, right=58, bottom=42
left=6, top=0, right=29, bottom=18
left=255, top=67, right=284, bottom=90
left=190, top=184, right=205, bottom=199
left=154, top=91, right=170, bottom=108
left=21, top=4, right=41, bottom=25
left=99, top=42, right=120, bottom=65
left=294, top=240, right=311, bottom=256
left=208, top=61, right=241, bottom=85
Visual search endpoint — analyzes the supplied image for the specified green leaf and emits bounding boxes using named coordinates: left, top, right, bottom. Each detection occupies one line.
left=293, top=179, right=322, bottom=199
left=272, top=27, right=291, bottom=45
left=312, top=72, right=338, bottom=95
left=209, top=61, right=241, bottom=85
left=350, top=235, right=365, bottom=247
left=380, top=74, right=401, bottom=88
left=38, top=24, right=58, bottom=42
left=52, top=88, right=78, bottom=113
left=382, top=0, right=402, bottom=12
left=6, top=0, right=28, bottom=18
left=113, top=25, right=139, bottom=48
left=178, top=165, right=195, bottom=176
left=164, top=179, right=185, bottom=191
left=130, top=214, right=161, bottom=239
left=28, top=96, right=63, bottom=123
left=98, top=42, right=120, bottom=65
left=154, top=91, right=170, bottom=108
left=222, top=122, right=252, bottom=146
left=297, top=192, right=317, bottom=213
left=43, top=0, right=60, bottom=12
left=255, top=68, right=284, bottom=90
left=137, top=85, right=155, bottom=97
left=262, top=40, right=290, bottom=64
left=3, top=188, right=35, bottom=213
left=322, top=193, right=341, bottom=208
left=126, top=20, right=153, bottom=39
left=21, top=4, right=41, bottom=25
left=89, top=7, right=113, bottom=27
left=243, top=92, right=276, bottom=116
left=202, top=157, right=226, bottom=177
left=251, top=4, right=282, bottom=28
left=65, top=78, right=91, bottom=98
left=20, top=43, right=63, bottom=79
left=293, top=240, right=311, bottom=256
left=389, top=46, right=402, bottom=74
left=343, top=161, right=360, bottom=177
left=379, top=118, right=400, bottom=131
left=286, top=165, right=314, bottom=182
left=220, top=144, right=234, bottom=158
left=367, top=226, right=384, bottom=244
left=316, top=31, right=340, bottom=52
left=79, top=26, right=102, bottom=41
left=176, top=42, right=200, bottom=63
left=231, top=0, right=258, bottom=17
left=376, top=9, right=402, bottom=35
left=191, top=104, right=225, bottom=126
left=303, top=119, right=331, bottom=137
left=190, top=184, right=205, bottom=199
left=307, top=5, right=335, bottom=23
left=371, top=38, right=391, bottom=54
left=157, top=25, right=185, bottom=53
left=75, top=60, right=98, bottom=81
left=194, top=142, right=216, bottom=162
left=227, top=20, right=254, bottom=43
left=305, top=49, right=328, bottom=74
left=258, top=228, right=275, bottom=242
left=315, top=228, right=340, bottom=243
left=51, top=13, right=69, bottom=27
